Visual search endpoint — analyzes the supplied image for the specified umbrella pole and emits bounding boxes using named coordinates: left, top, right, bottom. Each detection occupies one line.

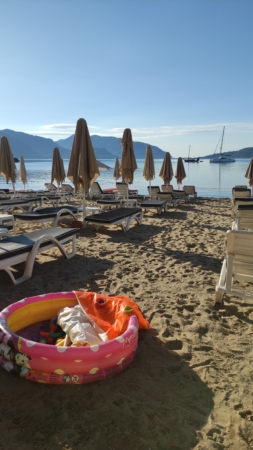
left=149, top=180, right=151, bottom=199
left=83, top=191, right=86, bottom=221
left=251, top=185, right=253, bottom=197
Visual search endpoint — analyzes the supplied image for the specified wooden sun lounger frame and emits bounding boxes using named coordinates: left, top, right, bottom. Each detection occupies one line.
left=0, top=227, right=79, bottom=285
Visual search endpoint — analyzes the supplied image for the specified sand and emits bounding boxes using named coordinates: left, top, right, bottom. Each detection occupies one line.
left=0, top=197, right=253, bottom=450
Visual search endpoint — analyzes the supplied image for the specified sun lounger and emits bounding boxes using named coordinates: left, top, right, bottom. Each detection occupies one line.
left=161, top=185, right=173, bottom=193
left=156, top=192, right=180, bottom=207
left=89, top=182, right=116, bottom=199
left=232, top=205, right=253, bottom=231
left=84, top=207, right=143, bottom=232
left=96, top=199, right=122, bottom=209
left=116, top=182, right=138, bottom=198
left=232, top=187, right=251, bottom=199
left=140, top=200, right=167, bottom=215
left=215, top=229, right=253, bottom=304
left=172, top=190, right=189, bottom=203
left=231, top=197, right=253, bottom=218
left=147, top=186, right=161, bottom=199
left=13, top=206, right=80, bottom=230
left=0, top=198, right=38, bottom=213
left=183, top=185, right=197, bottom=200
left=0, top=227, right=79, bottom=284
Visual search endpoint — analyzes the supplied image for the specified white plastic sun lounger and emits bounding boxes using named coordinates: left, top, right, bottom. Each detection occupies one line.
left=84, top=207, right=143, bottom=232
left=140, top=200, right=167, bottom=215
left=215, top=229, right=253, bottom=304
left=0, top=227, right=79, bottom=284
left=13, top=206, right=80, bottom=230
left=232, top=205, right=253, bottom=231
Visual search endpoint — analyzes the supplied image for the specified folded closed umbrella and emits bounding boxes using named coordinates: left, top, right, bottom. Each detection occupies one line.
left=67, top=118, right=100, bottom=216
left=175, top=157, right=186, bottom=188
left=113, top=157, right=121, bottom=180
left=51, top=147, right=66, bottom=187
left=159, top=152, right=173, bottom=186
left=121, top=128, right=137, bottom=204
left=245, top=157, right=253, bottom=196
left=19, top=155, right=27, bottom=189
left=0, top=136, right=16, bottom=191
left=143, top=145, right=155, bottom=199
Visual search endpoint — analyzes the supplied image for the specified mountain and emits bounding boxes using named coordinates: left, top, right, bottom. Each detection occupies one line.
left=203, top=147, right=253, bottom=159
left=56, top=134, right=167, bottom=158
left=0, top=129, right=166, bottom=159
left=0, top=129, right=70, bottom=159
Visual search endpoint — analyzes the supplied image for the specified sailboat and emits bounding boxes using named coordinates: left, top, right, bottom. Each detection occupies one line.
left=184, top=145, right=199, bottom=163
left=210, top=127, right=235, bottom=163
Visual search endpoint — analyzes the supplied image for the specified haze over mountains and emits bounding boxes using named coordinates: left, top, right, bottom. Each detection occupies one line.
left=0, top=129, right=252, bottom=160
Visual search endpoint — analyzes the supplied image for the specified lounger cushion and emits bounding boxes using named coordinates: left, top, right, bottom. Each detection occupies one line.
left=85, top=208, right=141, bottom=224
left=140, top=201, right=166, bottom=208
left=0, top=228, right=79, bottom=261
left=14, top=206, right=78, bottom=221
left=237, top=205, right=253, bottom=210
left=96, top=200, right=121, bottom=205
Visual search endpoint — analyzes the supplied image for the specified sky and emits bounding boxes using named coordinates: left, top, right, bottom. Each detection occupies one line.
left=1, top=0, right=253, bottom=157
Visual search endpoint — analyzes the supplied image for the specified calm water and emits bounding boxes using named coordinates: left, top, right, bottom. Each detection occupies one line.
left=0, top=158, right=251, bottom=198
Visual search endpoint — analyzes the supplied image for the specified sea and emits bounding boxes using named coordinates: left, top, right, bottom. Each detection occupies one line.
left=0, top=158, right=251, bottom=198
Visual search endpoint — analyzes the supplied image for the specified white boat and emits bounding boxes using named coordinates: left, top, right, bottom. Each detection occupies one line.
left=210, top=127, right=235, bottom=163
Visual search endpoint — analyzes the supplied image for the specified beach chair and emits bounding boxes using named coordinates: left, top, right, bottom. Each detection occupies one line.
left=147, top=186, right=161, bottom=199
left=232, top=187, right=251, bottom=199
left=13, top=205, right=81, bottom=230
left=116, top=182, right=138, bottom=198
left=140, top=200, right=167, bottom=215
left=161, top=185, right=173, bottom=193
left=0, top=198, right=39, bottom=214
left=89, top=182, right=116, bottom=199
left=215, top=230, right=253, bottom=304
left=172, top=190, right=189, bottom=204
left=84, top=207, right=143, bottom=232
left=61, top=183, right=75, bottom=193
left=157, top=192, right=180, bottom=207
left=232, top=205, right=253, bottom=231
left=183, top=185, right=197, bottom=200
left=231, top=197, right=253, bottom=218
left=0, top=227, right=79, bottom=284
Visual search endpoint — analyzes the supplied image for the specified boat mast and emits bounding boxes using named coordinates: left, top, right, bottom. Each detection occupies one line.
left=220, top=126, right=225, bottom=154
left=188, top=145, right=191, bottom=158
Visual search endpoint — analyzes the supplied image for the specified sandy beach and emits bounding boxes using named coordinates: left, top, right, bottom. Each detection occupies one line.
left=0, top=197, right=253, bottom=450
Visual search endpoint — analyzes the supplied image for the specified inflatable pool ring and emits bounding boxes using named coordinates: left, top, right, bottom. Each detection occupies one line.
left=0, top=292, right=140, bottom=384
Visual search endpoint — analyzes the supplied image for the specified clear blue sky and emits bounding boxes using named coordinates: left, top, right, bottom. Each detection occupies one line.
left=1, top=0, right=253, bottom=157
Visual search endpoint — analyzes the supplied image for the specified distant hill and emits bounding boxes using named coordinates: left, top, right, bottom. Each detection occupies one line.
left=0, top=129, right=69, bottom=159
left=56, top=134, right=167, bottom=158
left=0, top=129, right=167, bottom=160
left=203, top=147, right=253, bottom=159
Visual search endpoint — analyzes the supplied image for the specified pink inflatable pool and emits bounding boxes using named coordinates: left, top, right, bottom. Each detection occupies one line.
left=0, top=292, right=139, bottom=384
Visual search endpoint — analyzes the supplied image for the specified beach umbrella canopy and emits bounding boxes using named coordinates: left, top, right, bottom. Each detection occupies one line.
left=0, top=136, right=16, bottom=187
left=143, top=145, right=155, bottom=199
left=245, top=157, right=253, bottom=195
left=174, top=157, right=186, bottom=187
left=159, top=152, right=173, bottom=186
left=67, top=118, right=100, bottom=214
left=113, top=157, right=121, bottom=180
left=19, top=155, right=27, bottom=188
left=51, top=147, right=66, bottom=186
left=121, top=128, right=137, bottom=184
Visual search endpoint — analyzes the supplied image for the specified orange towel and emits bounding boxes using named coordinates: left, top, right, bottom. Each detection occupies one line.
left=75, top=291, right=150, bottom=340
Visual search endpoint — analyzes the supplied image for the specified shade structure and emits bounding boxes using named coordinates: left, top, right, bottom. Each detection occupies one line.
left=143, top=145, right=155, bottom=199
left=174, top=157, right=186, bottom=188
left=51, top=147, right=66, bottom=187
left=121, top=128, right=137, bottom=205
left=245, top=157, right=253, bottom=195
left=159, top=152, right=173, bottom=186
left=0, top=136, right=16, bottom=189
left=113, top=157, right=121, bottom=180
left=67, top=118, right=100, bottom=216
left=19, top=155, right=27, bottom=189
